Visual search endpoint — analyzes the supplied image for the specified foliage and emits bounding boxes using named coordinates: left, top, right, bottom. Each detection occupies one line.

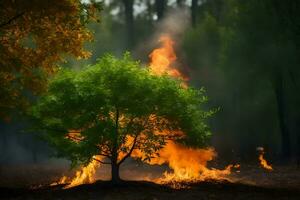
left=30, top=53, right=213, bottom=167
left=181, top=0, right=300, bottom=159
left=0, top=0, right=102, bottom=120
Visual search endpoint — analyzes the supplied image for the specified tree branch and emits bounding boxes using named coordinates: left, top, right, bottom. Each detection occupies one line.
left=120, top=116, right=135, bottom=144
left=98, top=152, right=111, bottom=158
left=117, top=134, right=138, bottom=166
left=93, top=157, right=111, bottom=165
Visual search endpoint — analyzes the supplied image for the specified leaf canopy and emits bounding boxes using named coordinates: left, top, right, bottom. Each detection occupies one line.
left=31, top=53, right=213, bottom=165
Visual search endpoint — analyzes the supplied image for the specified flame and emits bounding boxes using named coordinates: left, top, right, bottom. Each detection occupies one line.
left=258, top=150, right=273, bottom=171
left=141, top=141, right=235, bottom=183
left=51, top=35, right=236, bottom=189
left=51, top=131, right=103, bottom=188
left=146, top=36, right=236, bottom=186
left=51, top=155, right=102, bottom=188
left=65, top=156, right=102, bottom=188
left=149, top=35, right=186, bottom=80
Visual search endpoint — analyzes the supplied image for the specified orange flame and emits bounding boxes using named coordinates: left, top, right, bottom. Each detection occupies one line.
left=52, top=35, right=235, bottom=189
left=146, top=35, right=236, bottom=186
left=258, top=149, right=273, bottom=171
left=133, top=141, right=235, bottom=185
left=51, top=155, right=102, bottom=189
left=51, top=131, right=103, bottom=188
left=149, top=35, right=186, bottom=79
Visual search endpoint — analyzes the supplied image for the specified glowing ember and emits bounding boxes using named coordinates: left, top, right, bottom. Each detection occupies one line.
left=257, top=147, right=273, bottom=171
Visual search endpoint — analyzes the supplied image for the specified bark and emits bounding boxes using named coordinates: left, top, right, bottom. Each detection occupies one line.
left=273, top=72, right=291, bottom=161
left=110, top=108, right=121, bottom=183
left=155, top=0, right=167, bottom=20
left=191, top=0, right=198, bottom=27
left=111, top=159, right=121, bottom=184
left=122, top=0, right=134, bottom=49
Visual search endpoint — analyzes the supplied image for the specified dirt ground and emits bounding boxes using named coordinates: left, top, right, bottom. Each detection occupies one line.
left=1, top=163, right=300, bottom=199
left=1, top=180, right=300, bottom=200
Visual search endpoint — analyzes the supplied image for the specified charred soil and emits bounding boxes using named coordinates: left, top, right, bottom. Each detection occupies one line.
left=1, top=180, right=299, bottom=200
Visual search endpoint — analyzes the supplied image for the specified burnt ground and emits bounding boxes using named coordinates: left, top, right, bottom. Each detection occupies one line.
left=1, top=180, right=300, bottom=200
left=1, top=163, right=300, bottom=199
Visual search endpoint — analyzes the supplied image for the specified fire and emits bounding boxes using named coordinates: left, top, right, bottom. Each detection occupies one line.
left=51, top=131, right=103, bottom=188
left=146, top=35, right=236, bottom=186
left=144, top=141, right=235, bottom=184
left=51, top=155, right=102, bottom=188
left=51, top=35, right=235, bottom=189
left=149, top=35, right=185, bottom=79
left=257, top=147, right=273, bottom=171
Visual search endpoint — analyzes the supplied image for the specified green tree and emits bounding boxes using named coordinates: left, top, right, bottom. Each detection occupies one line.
left=30, top=53, right=212, bottom=183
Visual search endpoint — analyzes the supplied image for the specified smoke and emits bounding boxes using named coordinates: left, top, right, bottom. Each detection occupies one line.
left=133, top=7, right=191, bottom=65
left=154, top=7, right=191, bottom=40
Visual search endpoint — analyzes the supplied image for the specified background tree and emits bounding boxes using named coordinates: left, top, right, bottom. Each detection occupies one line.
left=191, top=0, right=199, bottom=27
left=122, top=0, right=135, bottom=49
left=0, top=0, right=101, bottom=120
left=155, top=0, right=167, bottom=20
left=30, top=53, right=212, bottom=183
left=181, top=0, right=300, bottom=162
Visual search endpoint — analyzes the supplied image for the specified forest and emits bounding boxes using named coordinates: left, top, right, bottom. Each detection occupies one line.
left=0, top=0, right=300, bottom=199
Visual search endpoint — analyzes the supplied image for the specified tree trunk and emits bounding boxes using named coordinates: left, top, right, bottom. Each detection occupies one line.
left=122, top=0, right=134, bottom=49
left=111, top=161, right=121, bottom=184
left=191, top=0, right=198, bottom=27
left=110, top=108, right=121, bottom=183
left=155, top=0, right=167, bottom=20
left=273, top=72, right=291, bottom=161
left=176, top=0, right=185, bottom=7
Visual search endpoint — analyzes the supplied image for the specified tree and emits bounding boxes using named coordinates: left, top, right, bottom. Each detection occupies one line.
left=0, top=0, right=101, bottom=120
left=122, top=0, right=135, bottom=49
left=155, top=0, right=167, bottom=20
left=191, top=0, right=199, bottom=27
left=30, top=53, right=212, bottom=183
left=177, top=0, right=186, bottom=7
left=181, top=0, right=300, bottom=161
left=220, top=0, right=298, bottom=160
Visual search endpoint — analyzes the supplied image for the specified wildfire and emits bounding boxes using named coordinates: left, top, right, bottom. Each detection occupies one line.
left=51, top=131, right=103, bottom=188
left=144, top=141, right=235, bottom=183
left=51, top=35, right=236, bottom=189
left=149, top=35, right=186, bottom=80
left=257, top=147, right=273, bottom=171
left=51, top=155, right=102, bottom=188
left=146, top=35, right=236, bottom=186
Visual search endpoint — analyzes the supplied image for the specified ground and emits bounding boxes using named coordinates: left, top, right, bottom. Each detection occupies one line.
left=1, top=180, right=300, bottom=200
left=1, top=163, right=300, bottom=199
